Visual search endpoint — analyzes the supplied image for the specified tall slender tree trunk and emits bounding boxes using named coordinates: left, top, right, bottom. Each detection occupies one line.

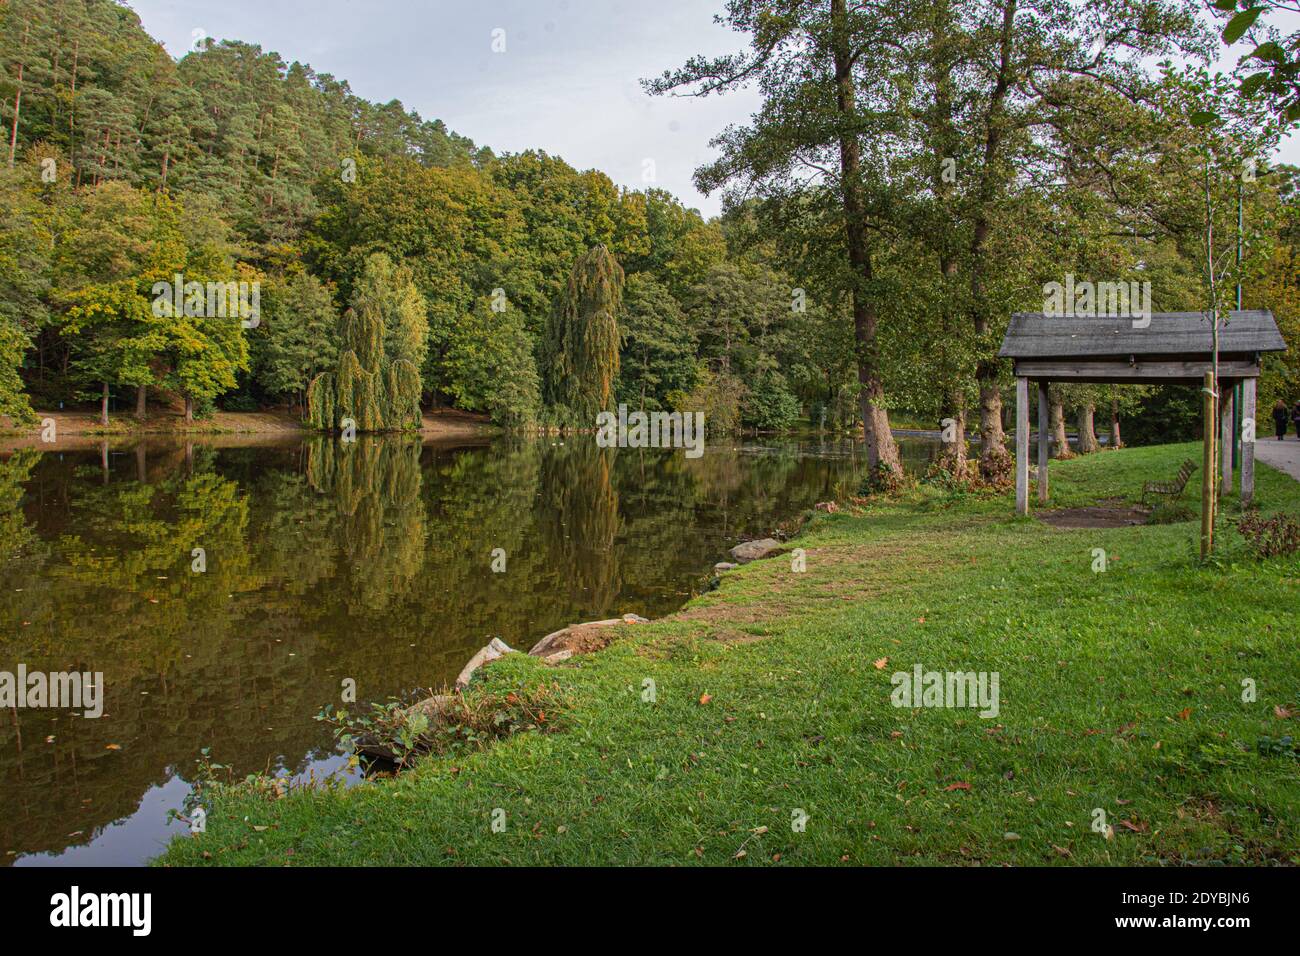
left=968, top=0, right=1018, bottom=482
left=8, top=23, right=28, bottom=167
left=135, top=384, right=147, bottom=419
left=831, top=0, right=900, bottom=475
left=184, top=395, right=194, bottom=424
left=1076, top=403, right=1098, bottom=454
left=100, top=382, right=109, bottom=426
left=1110, top=399, right=1123, bottom=449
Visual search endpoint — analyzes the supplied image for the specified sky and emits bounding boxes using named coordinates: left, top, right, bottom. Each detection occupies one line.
left=127, top=0, right=1299, bottom=220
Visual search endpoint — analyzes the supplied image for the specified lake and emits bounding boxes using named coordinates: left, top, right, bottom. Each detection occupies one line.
left=0, top=432, right=942, bottom=865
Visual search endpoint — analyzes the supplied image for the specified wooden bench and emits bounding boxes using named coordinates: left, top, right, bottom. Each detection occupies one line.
left=1141, top=459, right=1196, bottom=507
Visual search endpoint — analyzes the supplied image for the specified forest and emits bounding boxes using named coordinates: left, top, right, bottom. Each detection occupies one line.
left=1, top=0, right=1299, bottom=481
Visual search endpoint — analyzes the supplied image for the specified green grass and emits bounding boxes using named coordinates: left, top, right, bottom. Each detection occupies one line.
left=157, top=442, right=1300, bottom=866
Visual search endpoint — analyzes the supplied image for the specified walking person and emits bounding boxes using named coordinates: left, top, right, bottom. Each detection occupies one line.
left=1273, top=399, right=1290, bottom=440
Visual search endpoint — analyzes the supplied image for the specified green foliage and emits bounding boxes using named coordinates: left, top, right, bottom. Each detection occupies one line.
left=615, top=272, right=696, bottom=411
left=443, top=296, right=540, bottom=426
left=671, top=367, right=745, bottom=437
left=543, top=245, right=624, bottom=423
left=744, top=370, right=800, bottom=432
left=254, top=270, right=338, bottom=408
left=307, top=291, right=422, bottom=433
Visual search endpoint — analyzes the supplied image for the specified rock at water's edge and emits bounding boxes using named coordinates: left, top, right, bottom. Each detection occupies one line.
left=729, top=538, right=782, bottom=564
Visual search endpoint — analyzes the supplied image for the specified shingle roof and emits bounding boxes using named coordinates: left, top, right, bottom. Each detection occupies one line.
left=998, top=310, right=1285, bottom=359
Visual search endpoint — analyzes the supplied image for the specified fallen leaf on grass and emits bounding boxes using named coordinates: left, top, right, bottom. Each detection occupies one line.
left=1176, top=707, right=1192, bottom=720
left=874, top=657, right=889, bottom=670
left=1052, top=844, right=1072, bottom=858
left=943, top=782, right=971, bottom=792
left=698, top=693, right=712, bottom=706
left=1274, top=705, right=1294, bottom=719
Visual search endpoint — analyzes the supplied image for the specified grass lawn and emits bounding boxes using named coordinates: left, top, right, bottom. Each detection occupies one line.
left=157, top=442, right=1300, bottom=866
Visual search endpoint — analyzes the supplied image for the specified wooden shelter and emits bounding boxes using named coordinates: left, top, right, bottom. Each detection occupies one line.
left=998, top=310, right=1287, bottom=515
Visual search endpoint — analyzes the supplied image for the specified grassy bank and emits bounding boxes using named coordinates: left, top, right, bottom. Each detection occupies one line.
left=157, top=442, right=1300, bottom=866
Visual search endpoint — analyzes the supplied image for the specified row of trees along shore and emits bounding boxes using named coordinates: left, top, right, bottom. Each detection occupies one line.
left=1, top=0, right=1299, bottom=479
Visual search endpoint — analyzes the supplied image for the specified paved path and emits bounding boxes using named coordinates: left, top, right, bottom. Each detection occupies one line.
left=1254, top=437, right=1300, bottom=482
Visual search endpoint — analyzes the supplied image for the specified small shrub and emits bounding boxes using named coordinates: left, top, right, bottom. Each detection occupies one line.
left=1235, top=511, right=1300, bottom=558
left=1147, top=502, right=1196, bottom=525
left=318, top=681, right=567, bottom=770
left=858, top=461, right=907, bottom=496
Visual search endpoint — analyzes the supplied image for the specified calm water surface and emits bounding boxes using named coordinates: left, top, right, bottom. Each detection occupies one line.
left=0, top=434, right=941, bottom=865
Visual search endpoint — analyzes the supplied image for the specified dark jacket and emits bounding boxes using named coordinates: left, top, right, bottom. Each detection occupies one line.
left=1275, top=406, right=1290, bottom=429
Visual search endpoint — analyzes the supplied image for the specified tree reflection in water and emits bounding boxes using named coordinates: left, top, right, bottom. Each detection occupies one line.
left=0, top=434, right=875, bottom=864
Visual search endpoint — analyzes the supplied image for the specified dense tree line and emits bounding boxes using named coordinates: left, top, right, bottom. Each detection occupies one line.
left=0, top=0, right=830, bottom=436
left=1, top=0, right=1299, bottom=458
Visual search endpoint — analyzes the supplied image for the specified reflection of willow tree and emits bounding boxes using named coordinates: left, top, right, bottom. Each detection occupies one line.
left=0, top=450, right=41, bottom=564
left=306, top=437, right=426, bottom=612
left=538, top=440, right=622, bottom=612
left=249, top=469, right=341, bottom=598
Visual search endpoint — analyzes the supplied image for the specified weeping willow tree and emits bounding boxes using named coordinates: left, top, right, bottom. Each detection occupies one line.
left=542, top=245, right=624, bottom=424
left=306, top=303, right=422, bottom=432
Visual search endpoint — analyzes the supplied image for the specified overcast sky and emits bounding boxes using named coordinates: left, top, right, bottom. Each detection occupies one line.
left=128, top=0, right=1298, bottom=220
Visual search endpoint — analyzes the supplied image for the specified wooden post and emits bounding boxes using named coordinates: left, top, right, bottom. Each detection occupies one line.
left=1220, top=386, right=1234, bottom=497
left=1016, top=376, right=1029, bottom=516
left=1037, top=381, right=1050, bottom=503
left=1200, top=371, right=1216, bottom=558
left=1241, top=376, right=1257, bottom=507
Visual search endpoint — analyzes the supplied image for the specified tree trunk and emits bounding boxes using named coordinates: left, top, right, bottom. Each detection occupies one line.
left=1076, top=403, right=1099, bottom=454
left=831, top=0, right=899, bottom=475
left=967, top=0, right=1017, bottom=482
left=1050, top=399, right=1072, bottom=459
left=135, top=384, right=147, bottom=419
left=8, top=24, right=27, bottom=167
left=935, top=393, right=968, bottom=478
left=100, top=382, right=109, bottom=426
left=184, top=395, right=194, bottom=424
left=1110, top=399, right=1123, bottom=449
left=976, top=371, right=1009, bottom=479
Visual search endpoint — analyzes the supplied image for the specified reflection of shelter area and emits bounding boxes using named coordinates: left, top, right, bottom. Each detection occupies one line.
left=999, top=310, right=1287, bottom=514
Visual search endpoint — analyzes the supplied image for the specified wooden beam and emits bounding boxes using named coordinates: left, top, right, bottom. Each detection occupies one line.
left=1242, top=377, right=1257, bottom=507
left=1037, top=381, right=1049, bottom=503
left=1016, top=377, right=1029, bottom=516
left=1015, top=359, right=1259, bottom=382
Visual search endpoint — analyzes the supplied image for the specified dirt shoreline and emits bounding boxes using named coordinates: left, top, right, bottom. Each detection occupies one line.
left=0, top=407, right=498, bottom=452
